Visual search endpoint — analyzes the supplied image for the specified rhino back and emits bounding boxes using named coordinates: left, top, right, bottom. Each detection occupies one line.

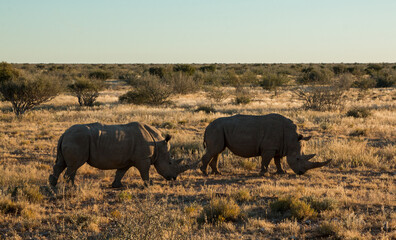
left=208, top=114, right=292, bottom=158
left=86, top=122, right=153, bottom=169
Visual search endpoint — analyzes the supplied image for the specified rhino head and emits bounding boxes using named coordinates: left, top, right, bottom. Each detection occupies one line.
left=286, top=134, right=331, bottom=175
left=153, top=135, right=199, bottom=180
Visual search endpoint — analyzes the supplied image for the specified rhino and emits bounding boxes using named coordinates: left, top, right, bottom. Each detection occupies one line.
left=49, top=122, right=197, bottom=188
left=200, top=114, right=331, bottom=176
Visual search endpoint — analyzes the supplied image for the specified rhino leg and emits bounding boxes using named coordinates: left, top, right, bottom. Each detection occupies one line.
left=112, top=167, right=129, bottom=188
left=64, top=167, right=79, bottom=186
left=136, top=159, right=151, bottom=186
left=274, top=157, right=286, bottom=174
left=49, top=158, right=67, bottom=187
left=209, top=154, right=221, bottom=175
left=259, top=151, right=275, bottom=176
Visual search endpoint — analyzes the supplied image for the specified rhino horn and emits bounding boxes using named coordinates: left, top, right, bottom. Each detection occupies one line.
left=174, top=158, right=184, bottom=165
left=176, top=159, right=200, bottom=174
left=303, top=156, right=332, bottom=170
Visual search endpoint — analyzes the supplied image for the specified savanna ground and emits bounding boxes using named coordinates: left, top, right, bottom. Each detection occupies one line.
left=0, top=66, right=395, bottom=239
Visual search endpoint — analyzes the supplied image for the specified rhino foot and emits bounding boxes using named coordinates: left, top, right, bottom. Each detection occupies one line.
left=49, top=174, right=58, bottom=187
left=111, top=182, right=124, bottom=188
left=275, top=169, right=287, bottom=174
left=200, top=166, right=209, bottom=176
left=211, top=170, right=222, bottom=175
left=259, top=170, right=270, bottom=177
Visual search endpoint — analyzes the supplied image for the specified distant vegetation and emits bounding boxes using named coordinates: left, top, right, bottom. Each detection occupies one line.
left=1, top=62, right=395, bottom=115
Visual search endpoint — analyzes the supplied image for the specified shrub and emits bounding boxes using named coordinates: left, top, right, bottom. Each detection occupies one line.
left=294, top=85, right=345, bottom=111
left=199, top=65, right=216, bottom=73
left=346, top=107, right=371, bottom=118
left=232, top=189, right=252, bottom=203
left=0, top=74, right=61, bottom=116
left=168, top=72, right=199, bottom=94
left=0, top=197, right=24, bottom=215
left=205, top=87, right=228, bottom=102
left=298, top=67, right=333, bottom=84
left=195, top=105, right=215, bottom=114
left=373, top=69, right=396, bottom=87
left=0, top=62, right=19, bottom=83
left=260, top=73, right=289, bottom=95
left=68, top=78, right=104, bottom=106
left=198, top=197, right=241, bottom=224
left=173, top=64, right=195, bottom=76
left=352, top=77, right=376, bottom=90
left=148, top=67, right=166, bottom=78
left=119, top=75, right=171, bottom=105
left=237, top=159, right=257, bottom=171
left=88, top=70, right=112, bottom=80
left=270, top=196, right=317, bottom=220
left=234, top=87, right=252, bottom=105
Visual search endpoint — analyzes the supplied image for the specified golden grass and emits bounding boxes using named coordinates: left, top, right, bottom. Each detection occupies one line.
left=0, top=86, right=395, bottom=239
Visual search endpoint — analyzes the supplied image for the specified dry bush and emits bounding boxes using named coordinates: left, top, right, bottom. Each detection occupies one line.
left=198, top=197, right=241, bottom=224
left=294, top=85, right=346, bottom=111
left=167, top=72, right=200, bottom=94
left=270, top=195, right=317, bottom=220
left=68, top=77, right=104, bottom=106
left=119, top=75, right=172, bottom=105
left=346, top=107, right=371, bottom=118
left=205, top=86, right=228, bottom=102
left=0, top=74, right=61, bottom=116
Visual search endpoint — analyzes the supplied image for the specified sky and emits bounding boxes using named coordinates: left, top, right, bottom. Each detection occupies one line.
left=1, top=0, right=396, bottom=63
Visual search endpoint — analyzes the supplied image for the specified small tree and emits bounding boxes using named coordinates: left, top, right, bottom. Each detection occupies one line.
left=68, top=78, right=104, bottom=106
left=260, top=73, right=289, bottom=95
left=88, top=70, right=112, bottom=80
left=173, top=64, right=196, bottom=76
left=0, top=75, right=60, bottom=116
left=119, top=75, right=172, bottom=105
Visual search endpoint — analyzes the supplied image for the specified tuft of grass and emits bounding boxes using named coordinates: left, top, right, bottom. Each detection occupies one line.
left=232, top=189, right=252, bottom=203
left=318, top=220, right=339, bottom=237
left=198, top=197, right=241, bottom=224
left=302, top=196, right=337, bottom=212
left=0, top=198, right=25, bottom=215
left=346, top=107, right=371, bottom=118
left=195, top=105, right=215, bottom=114
left=270, top=196, right=317, bottom=220
left=349, top=128, right=367, bottom=137
left=237, top=159, right=257, bottom=171
left=118, top=190, right=133, bottom=202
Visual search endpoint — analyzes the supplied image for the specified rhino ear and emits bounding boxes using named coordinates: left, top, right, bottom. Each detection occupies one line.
left=165, top=134, right=172, bottom=142
left=298, top=135, right=312, bottom=141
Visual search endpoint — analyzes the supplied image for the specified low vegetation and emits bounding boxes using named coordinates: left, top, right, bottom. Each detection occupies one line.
left=0, top=62, right=394, bottom=239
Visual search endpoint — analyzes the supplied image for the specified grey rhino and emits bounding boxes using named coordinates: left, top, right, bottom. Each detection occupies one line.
left=200, top=114, right=331, bottom=176
left=49, top=122, right=197, bottom=188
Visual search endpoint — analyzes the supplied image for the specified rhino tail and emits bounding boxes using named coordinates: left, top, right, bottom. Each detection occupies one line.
left=49, top=134, right=67, bottom=187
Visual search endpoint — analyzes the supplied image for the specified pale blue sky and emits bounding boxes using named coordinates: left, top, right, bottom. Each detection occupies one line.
left=1, top=0, right=395, bottom=63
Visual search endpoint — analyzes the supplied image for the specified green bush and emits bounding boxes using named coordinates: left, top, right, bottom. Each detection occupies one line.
left=205, top=86, right=228, bottom=102
left=346, top=107, right=371, bottom=118
left=199, top=65, right=216, bottom=73
left=167, top=72, right=200, bottom=94
left=198, top=197, right=241, bottom=224
left=119, top=75, right=171, bottom=105
left=173, top=64, right=196, bottom=76
left=298, top=67, right=333, bottom=84
left=148, top=67, right=166, bottom=78
left=88, top=70, right=112, bottom=80
left=0, top=62, right=19, bottom=83
left=270, top=196, right=317, bottom=220
left=68, top=78, right=104, bottom=106
left=0, top=74, right=61, bottom=116
left=294, top=85, right=345, bottom=111
left=260, top=73, right=289, bottom=95
left=195, top=105, right=215, bottom=114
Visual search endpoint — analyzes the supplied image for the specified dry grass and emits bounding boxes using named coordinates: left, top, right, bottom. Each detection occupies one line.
left=0, top=86, right=395, bottom=239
